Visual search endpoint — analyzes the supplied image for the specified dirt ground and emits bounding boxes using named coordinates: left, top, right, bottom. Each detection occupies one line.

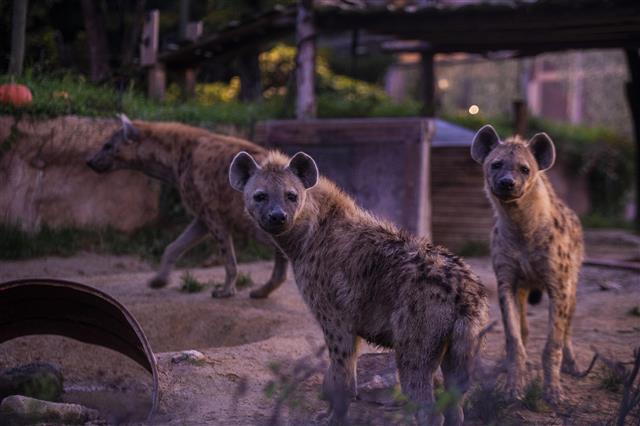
left=0, top=230, right=639, bottom=425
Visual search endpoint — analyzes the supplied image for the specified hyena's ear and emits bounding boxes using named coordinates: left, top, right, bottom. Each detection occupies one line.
left=229, top=151, right=260, bottom=192
left=471, top=124, right=500, bottom=164
left=118, top=113, right=140, bottom=143
left=528, top=132, right=556, bottom=171
left=287, top=152, right=318, bottom=189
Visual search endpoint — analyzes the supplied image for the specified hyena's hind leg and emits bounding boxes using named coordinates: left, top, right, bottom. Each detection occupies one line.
left=249, top=249, right=288, bottom=299
left=149, top=218, right=209, bottom=288
left=394, top=306, right=449, bottom=426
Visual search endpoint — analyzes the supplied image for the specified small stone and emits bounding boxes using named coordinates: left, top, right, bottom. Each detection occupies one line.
left=0, top=395, right=102, bottom=425
left=0, top=363, right=63, bottom=402
left=171, top=350, right=206, bottom=365
left=599, top=281, right=623, bottom=291
left=356, top=353, right=402, bottom=406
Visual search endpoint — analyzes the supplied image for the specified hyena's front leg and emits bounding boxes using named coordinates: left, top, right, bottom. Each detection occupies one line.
left=149, top=218, right=208, bottom=288
left=249, top=249, right=288, bottom=299
left=497, top=271, right=528, bottom=399
left=200, top=215, right=239, bottom=298
left=561, top=288, right=581, bottom=376
left=543, top=287, right=571, bottom=404
left=321, top=327, right=359, bottom=426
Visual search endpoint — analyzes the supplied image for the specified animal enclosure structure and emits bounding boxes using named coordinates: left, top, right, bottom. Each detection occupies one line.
left=254, top=118, right=432, bottom=238
left=255, top=117, right=499, bottom=250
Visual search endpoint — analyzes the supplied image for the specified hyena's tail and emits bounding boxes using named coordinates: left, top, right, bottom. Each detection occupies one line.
left=443, top=292, right=490, bottom=394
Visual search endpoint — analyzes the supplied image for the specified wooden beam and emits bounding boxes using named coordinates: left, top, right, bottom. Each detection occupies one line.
left=296, top=0, right=316, bottom=120
left=624, top=48, right=640, bottom=232
left=420, top=52, right=435, bottom=116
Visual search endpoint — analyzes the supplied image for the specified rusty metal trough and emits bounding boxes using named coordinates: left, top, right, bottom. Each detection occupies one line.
left=0, top=278, right=158, bottom=419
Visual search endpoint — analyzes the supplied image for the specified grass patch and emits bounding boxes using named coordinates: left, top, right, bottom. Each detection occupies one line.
left=180, top=271, right=205, bottom=293
left=465, top=385, right=510, bottom=424
left=0, top=222, right=273, bottom=265
left=600, top=369, right=623, bottom=393
left=236, top=272, right=254, bottom=289
left=522, top=379, right=546, bottom=412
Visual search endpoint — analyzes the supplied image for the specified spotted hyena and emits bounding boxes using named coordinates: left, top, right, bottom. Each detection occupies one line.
left=471, top=125, right=584, bottom=404
left=87, top=114, right=287, bottom=299
left=229, top=150, right=488, bottom=425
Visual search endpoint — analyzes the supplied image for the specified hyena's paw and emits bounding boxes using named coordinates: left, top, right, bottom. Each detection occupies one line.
left=211, top=285, right=236, bottom=298
left=148, top=276, right=168, bottom=289
left=505, top=369, right=528, bottom=400
left=249, top=283, right=277, bottom=299
left=543, top=384, right=565, bottom=406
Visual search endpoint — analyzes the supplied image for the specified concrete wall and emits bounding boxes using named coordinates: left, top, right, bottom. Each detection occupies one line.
left=0, top=116, right=161, bottom=233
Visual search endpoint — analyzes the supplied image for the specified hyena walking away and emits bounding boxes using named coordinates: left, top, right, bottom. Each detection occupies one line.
left=87, top=115, right=287, bottom=299
left=229, top=151, right=488, bottom=425
left=471, top=125, right=584, bottom=404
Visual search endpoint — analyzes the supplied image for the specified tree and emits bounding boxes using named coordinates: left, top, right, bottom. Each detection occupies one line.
left=81, top=0, right=111, bottom=82
left=8, top=0, right=28, bottom=75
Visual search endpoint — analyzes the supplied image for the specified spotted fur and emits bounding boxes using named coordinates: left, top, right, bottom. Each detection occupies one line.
left=471, top=125, right=584, bottom=405
left=87, top=115, right=288, bottom=298
left=229, top=151, right=489, bottom=425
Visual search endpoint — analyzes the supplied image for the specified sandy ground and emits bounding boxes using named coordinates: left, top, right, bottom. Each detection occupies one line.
left=0, top=231, right=639, bottom=425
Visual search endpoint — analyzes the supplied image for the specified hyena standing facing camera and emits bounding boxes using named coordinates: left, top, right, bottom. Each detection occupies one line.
left=229, top=150, right=488, bottom=425
left=471, top=125, right=584, bottom=404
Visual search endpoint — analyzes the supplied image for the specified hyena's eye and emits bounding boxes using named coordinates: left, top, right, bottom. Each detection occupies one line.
left=286, top=192, right=298, bottom=203
left=520, top=165, right=530, bottom=175
left=491, top=161, right=503, bottom=170
left=105, top=143, right=113, bottom=151
left=253, top=192, right=267, bottom=202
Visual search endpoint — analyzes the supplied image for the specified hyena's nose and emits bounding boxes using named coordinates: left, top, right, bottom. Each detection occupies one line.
left=498, top=177, right=515, bottom=191
left=268, top=209, right=287, bottom=226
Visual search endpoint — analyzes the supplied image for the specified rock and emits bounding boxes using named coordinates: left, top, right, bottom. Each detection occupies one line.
left=356, top=352, right=402, bottom=406
left=0, top=363, right=63, bottom=402
left=599, top=280, right=623, bottom=291
left=171, top=350, right=206, bottom=365
left=0, top=395, right=102, bottom=425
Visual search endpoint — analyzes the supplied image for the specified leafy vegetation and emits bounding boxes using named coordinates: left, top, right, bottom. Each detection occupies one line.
left=522, top=379, right=546, bottom=412
left=180, top=271, right=206, bottom=293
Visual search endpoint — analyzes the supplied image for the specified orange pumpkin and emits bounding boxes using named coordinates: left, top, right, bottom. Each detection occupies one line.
left=0, top=83, right=33, bottom=107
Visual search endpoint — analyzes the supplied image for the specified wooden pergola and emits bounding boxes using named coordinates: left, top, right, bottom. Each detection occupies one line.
left=144, top=0, right=640, bottom=229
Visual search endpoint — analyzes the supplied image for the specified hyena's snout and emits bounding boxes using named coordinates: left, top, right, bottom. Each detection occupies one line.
left=267, top=207, right=287, bottom=227
left=86, top=152, right=111, bottom=173
left=497, top=175, right=516, bottom=192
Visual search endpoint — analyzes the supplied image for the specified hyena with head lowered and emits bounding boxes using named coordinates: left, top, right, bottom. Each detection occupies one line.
left=86, top=115, right=287, bottom=299
left=471, top=125, right=584, bottom=404
left=229, top=150, right=488, bottom=425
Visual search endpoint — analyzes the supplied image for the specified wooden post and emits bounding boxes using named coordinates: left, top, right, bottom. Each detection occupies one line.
left=420, top=51, right=435, bottom=116
left=296, top=0, right=316, bottom=119
left=140, top=10, right=165, bottom=101
left=148, top=64, right=166, bottom=101
left=624, top=48, right=640, bottom=231
left=238, top=46, right=262, bottom=101
left=181, top=68, right=197, bottom=100
left=513, top=100, right=528, bottom=137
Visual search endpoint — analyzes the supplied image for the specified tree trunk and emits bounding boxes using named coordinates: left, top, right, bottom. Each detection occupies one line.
left=238, top=47, right=262, bottom=101
left=120, top=0, right=146, bottom=70
left=179, top=0, right=190, bottom=41
left=8, top=0, right=28, bottom=75
left=81, top=0, right=111, bottom=83
left=296, top=0, right=316, bottom=119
